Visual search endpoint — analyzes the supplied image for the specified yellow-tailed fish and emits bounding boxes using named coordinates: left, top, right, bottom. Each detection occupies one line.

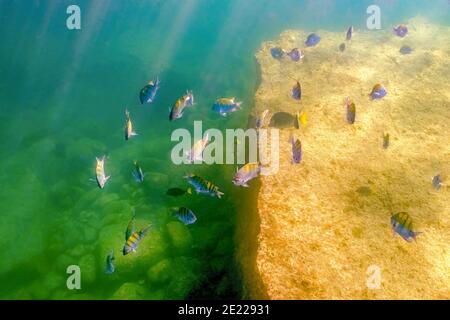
left=184, top=173, right=224, bottom=199
left=390, top=212, right=421, bottom=242
left=123, top=224, right=152, bottom=255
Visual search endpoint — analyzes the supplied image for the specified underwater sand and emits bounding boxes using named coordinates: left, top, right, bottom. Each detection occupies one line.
left=247, top=16, right=450, bottom=299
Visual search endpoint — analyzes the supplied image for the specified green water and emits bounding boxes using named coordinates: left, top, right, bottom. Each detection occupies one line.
left=0, top=0, right=448, bottom=299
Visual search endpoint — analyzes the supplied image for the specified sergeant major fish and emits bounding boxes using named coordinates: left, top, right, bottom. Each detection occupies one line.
left=391, top=212, right=421, bottom=242
left=186, top=134, right=209, bottom=162
left=305, top=33, right=321, bottom=47
left=290, top=135, right=302, bottom=164
left=369, top=84, right=387, bottom=100
left=232, top=163, right=261, bottom=187
left=169, top=91, right=194, bottom=121
left=139, top=77, right=160, bottom=104
left=123, top=223, right=152, bottom=255
left=173, top=207, right=197, bottom=225
left=125, top=108, right=138, bottom=140
left=95, top=156, right=110, bottom=189
left=292, top=81, right=302, bottom=100
left=345, top=97, right=356, bottom=124
left=212, top=98, right=242, bottom=117
left=185, top=173, right=224, bottom=199
left=432, top=174, right=442, bottom=190
left=346, top=26, right=354, bottom=41
left=393, top=24, right=408, bottom=38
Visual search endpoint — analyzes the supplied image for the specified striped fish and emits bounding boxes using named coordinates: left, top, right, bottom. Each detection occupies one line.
left=369, top=84, right=387, bottom=100
left=125, top=108, right=138, bottom=140
left=125, top=211, right=136, bottom=241
left=346, top=26, right=354, bottom=41
left=292, top=81, right=302, bottom=100
left=173, top=207, right=197, bottom=225
left=212, top=98, right=242, bottom=117
left=95, top=156, right=110, bottom=189
left=186, top=134, right=209, bottom=163
left=185, top=174, right=224, bottom=199
left=123, top=224, right=152, bottom=255
left=391, top=212, right=421, bottom=242
left=232, top=163, right=261, bottom=187
left=345, top=97, right=356, bottom=124
left=290, top=136, right=302, bottom=164
left=140, top=77, right=160, bottom=104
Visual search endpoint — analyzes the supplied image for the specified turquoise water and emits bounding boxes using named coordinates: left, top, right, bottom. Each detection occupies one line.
left=0, top=0, right=448, bottom=299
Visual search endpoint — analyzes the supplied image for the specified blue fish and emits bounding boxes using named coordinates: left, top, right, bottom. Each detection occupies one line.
left=132, top=161, right=144, bottom=183
left=305, top=33, right=321, bottom=47
left=286, top=48, right=304, bottom=62
left=345, top=97, right=356, bottom=124
left=139, top=77, right=160, bottom=104
left=400, top=45, right=413, bottom=55
left=212, top=98, right=242, bottom=117
left=173, top=207, right=197, bottom=225
left=391, top=212, right=421, bottom=242
left=369, top=84, right=387, bottom=100
left=346, top=26, right=354, bottom=41
left=105, top=250, right=115, bottom=275
left=292, top=81, right=302, bottom=100
left=270, top=47, right=285, bottom=59
left=290, top=136, right=302, bottom=164
left=393, top=24, right=408, bottom=38
left=432, top=174, right=442, bottom=190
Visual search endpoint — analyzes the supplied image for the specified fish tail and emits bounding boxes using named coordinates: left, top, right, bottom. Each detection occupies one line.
left=186, top=187, right=192, bottom=195
left=216, top=191, right=224, bottom=199
left=141, top=224, right=152, bottom=236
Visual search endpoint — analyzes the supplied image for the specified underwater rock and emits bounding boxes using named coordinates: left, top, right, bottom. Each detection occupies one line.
left=147, top=259, right=172, bottom=283
left=78, top=254, right=97, bottom=284
left=111, top=282, right=145, bottom=300
left=166, top=221, right=193, bottom=249
left=269, top=112, right=295, bottom=128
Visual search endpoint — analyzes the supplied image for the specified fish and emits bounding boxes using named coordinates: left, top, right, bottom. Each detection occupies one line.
left=270, top=47, right=285, bottom=59
left=173, top=207, right=197, bottom=225
left=186, top=134, right=209, bottom=162
left=125, top=211, right=136, bottom=241
left=95, top=156, right=110, bottom=189
left=290, top=135, right=302, bottom=164
left=269, top=112, right=296, bottom=128
left=105, top=250, right=115, bottom=275
left=123, top=224, right=152, bottom=255
left=131, top=161, right=144, bottom=183
left=212, top=98, right=242, bottom=116
left=286, top=48, right=304, bottom=62
left=432, top=174, right=442, bottom=190
left=345, top=97, right=356, bottom=124
left=166, top=187, right=192, bottom=197
left=292, top=81, right=302, bottom=100
left=125, top=109, right=138, bottom=140
left=399, top=45, right=413, bottom=55
left=139, top=77, right=160, bottom=104
left=232, top=163, right=261, bottom=187
left=369, top=84, right=387, bottom=100
left=391, top=212, right=421, bottom=242
left=169, top=90, right=194, bottom=121
left=184, top=173, right=224, bottom=199
left=339, top=43, right=346, bottom=52
left=294, top=111, right=307, bottom=129
left=393, top=24, right=408, bottom=38
left=346, top=26, right=354, bottom=41
left=305, top=33, right=321, bottom=47
left=383, top=133, right=390, bottom=149
left=256, top=109, right=269, bottom=129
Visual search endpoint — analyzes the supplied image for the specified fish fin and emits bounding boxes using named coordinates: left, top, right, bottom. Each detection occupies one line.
left=220, top=112, right=227, bottom=117
left=243, top=183, right=249, bottom=188
left=131, top=131, right=138, bottom=136
left=105, top=175, right=111, bottom=182
left=216, top=191, right=224, bottom=199
left=186, top=187, right=192, bottom=195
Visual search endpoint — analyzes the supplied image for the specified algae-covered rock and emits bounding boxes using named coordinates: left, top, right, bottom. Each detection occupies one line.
left=146, top=259, right=171, bottom=283
left=111, top=282, right=145, bottom=300
left=166, top=221, right=193, bottom=250
left=78, top=254, right=97, bottom=284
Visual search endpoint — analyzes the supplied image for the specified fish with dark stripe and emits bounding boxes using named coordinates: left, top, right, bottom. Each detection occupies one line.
left=185, top=173, right=224, bottom=199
